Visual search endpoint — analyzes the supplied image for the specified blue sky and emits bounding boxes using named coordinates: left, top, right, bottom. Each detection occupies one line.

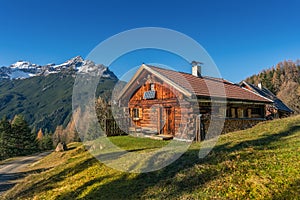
left=0, top=0, right=300, bottom=82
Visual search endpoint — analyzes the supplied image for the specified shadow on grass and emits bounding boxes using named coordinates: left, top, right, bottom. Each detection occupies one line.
left=9, top=157, right=99, bottom=199
left=58, top=175, right=112, bottom=199
left=12, top=124, right=300, bottom=199
left=209, top=125, right=300, bottom=163
left=66, top=146, right=77, bottom=151
left=75, top=124, right=300, bottom=199
left=0, top=168, right=51, bottom=194
left=273, top=179, right=300, bottom=200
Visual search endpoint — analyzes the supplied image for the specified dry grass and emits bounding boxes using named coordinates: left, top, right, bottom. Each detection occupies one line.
left=3, top=115, right=300, bottom=199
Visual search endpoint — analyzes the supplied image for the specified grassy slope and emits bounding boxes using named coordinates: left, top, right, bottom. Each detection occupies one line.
left=3, top=115, right=300, bottom=200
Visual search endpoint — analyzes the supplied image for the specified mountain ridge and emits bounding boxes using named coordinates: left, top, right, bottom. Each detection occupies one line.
left=0, top=56, right=118, bottom=132
left=0, top=56, right=117, bottom=80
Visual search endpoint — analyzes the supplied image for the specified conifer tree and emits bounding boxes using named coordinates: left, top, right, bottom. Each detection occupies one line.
left=11, top=115, right=36, bottom=156
left=41, top=133, right=53, bottom=150
left=0, top=117, right=12, bottom=159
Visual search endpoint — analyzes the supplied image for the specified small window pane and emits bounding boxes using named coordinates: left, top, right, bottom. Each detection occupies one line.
left=150, top=83, right=155, bottom=91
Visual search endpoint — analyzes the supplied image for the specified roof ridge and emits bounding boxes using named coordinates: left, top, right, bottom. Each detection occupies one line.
left=119, top=64, right=273, bottom=103
left=147, top=65, right=226, bottom=83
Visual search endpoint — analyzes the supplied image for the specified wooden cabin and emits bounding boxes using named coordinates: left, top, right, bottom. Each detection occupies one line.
left=117, top=64, right=273, bottom=141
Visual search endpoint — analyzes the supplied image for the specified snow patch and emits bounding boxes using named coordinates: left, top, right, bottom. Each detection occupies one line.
left=10, top=70, right=31, bottom=79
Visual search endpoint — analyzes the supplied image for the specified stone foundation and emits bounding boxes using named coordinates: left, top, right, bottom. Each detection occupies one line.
left=203, top=118, right=265, bottom=135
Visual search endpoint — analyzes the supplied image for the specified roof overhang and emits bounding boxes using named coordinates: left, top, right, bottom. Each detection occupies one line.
left=117, top=64, right=193, bottom=101
left=240, top=81, right=273, bottom=103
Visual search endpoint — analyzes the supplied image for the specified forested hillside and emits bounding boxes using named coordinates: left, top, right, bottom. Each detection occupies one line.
left=0, top=71, right=118, bottom=132
left=245, top=60, right=300, bottom=114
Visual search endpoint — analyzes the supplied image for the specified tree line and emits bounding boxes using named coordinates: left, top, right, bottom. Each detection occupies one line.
left=0, top=112, right=83, bottom=161
left=245, top=60, right=300, bottom=114
left=0, top=97, right=113, bottom=160
left=52, top=96, right=119, bottom=142
left=0, top=115, right=53, bottom=161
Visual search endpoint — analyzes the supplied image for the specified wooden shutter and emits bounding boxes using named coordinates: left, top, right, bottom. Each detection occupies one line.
left=138, top=108, right=143, bottom=119
left=247, top=109, right=252, bottom=118
left=130, top=108, right=133, bottom=118
left=237, top=108, right=243, bottom=118
left=231, top=108, right=236, bottom=118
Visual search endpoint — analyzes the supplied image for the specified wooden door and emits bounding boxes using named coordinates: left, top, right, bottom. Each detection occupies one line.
left=162, top=107, right=175, bottom=135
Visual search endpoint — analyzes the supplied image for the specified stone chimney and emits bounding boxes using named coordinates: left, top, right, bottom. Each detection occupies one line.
left=191, top=61, right=202, bottom=77
left=258, top=82, right=262, bottom=89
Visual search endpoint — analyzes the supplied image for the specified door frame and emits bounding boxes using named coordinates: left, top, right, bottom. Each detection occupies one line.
left=160, top=106, right=175, bottom=135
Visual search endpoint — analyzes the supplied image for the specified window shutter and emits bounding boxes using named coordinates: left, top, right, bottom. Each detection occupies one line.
left=247, top=109, right=252, bottom=118
left=231, top=108, right=236, bottom=118
left=237, top=108, right=243, bottom=118
left=130, top=108, right=133, bottom=118
left=139, top=108, right=143, bottom=119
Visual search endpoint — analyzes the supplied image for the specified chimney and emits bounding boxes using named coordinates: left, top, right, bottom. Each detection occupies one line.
left=258, top=83, right=262, bottom=89
left=191, top=61, right=202, bottom=77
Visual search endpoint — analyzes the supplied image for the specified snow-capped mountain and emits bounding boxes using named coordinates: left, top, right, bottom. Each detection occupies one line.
left=52, top=56, right=83, bottom=70
left=10, top=61, right=38, bottom=69
left=0, top=56, right=115, bottom=80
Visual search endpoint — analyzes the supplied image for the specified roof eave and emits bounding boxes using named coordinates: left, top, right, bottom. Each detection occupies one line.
left=117, top=64, right=194, bottom=100
left=144, top=65, right=193, bottom=98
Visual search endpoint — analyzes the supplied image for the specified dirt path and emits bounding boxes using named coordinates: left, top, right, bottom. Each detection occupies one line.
left=0, top=151, right=51, bottom=195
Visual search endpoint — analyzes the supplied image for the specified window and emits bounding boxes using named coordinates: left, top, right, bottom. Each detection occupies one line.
left=150, top=83, right=155, bottom=91
left=247, top=109, right=252, bottom=118
left=252, top=108, right=261, bottom=115
left=237, top=108, right=244, bottom=118
left=131, top=108, right=142, bottom=120
left=226, top=107, right=238, bottom=118
left=251, top=107, right=263, bottom=118
left=143, top=83, right=156, bottom=99
left=133, top=108, right=139, bottom=118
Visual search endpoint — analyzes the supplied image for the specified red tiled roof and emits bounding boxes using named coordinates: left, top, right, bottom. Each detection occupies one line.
left=148, top=66, right=272, bottom=103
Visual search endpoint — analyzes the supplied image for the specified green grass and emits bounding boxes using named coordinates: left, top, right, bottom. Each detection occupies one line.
left=3, top=115, right=300, bottom=199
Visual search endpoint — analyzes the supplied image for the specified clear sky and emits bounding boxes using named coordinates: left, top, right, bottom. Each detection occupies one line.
left=0, top=0, right=299, bottom=82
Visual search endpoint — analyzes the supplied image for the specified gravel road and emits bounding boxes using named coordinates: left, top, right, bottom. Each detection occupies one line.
left=0, top=151, right=51, bottom=195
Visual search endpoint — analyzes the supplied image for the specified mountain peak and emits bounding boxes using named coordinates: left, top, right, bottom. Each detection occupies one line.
left=66, top=56, right=84, bottom=65
left=53, top=55, right=84, bottom=70
left=10, top=61, right=37, bottom=69
left=0, top=56, right=116, bottom=80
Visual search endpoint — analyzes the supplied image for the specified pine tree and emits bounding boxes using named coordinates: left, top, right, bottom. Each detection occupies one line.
left=0, top=117, right=12, bottom=159
left=41, top=133, right=53, bottom=150
left=31, top=126, right=37, bottom=138
left=11, top=115, right=37, bottom=156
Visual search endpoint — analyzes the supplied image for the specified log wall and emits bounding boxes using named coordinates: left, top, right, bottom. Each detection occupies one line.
left=125, top=72, right=267, bottom=141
